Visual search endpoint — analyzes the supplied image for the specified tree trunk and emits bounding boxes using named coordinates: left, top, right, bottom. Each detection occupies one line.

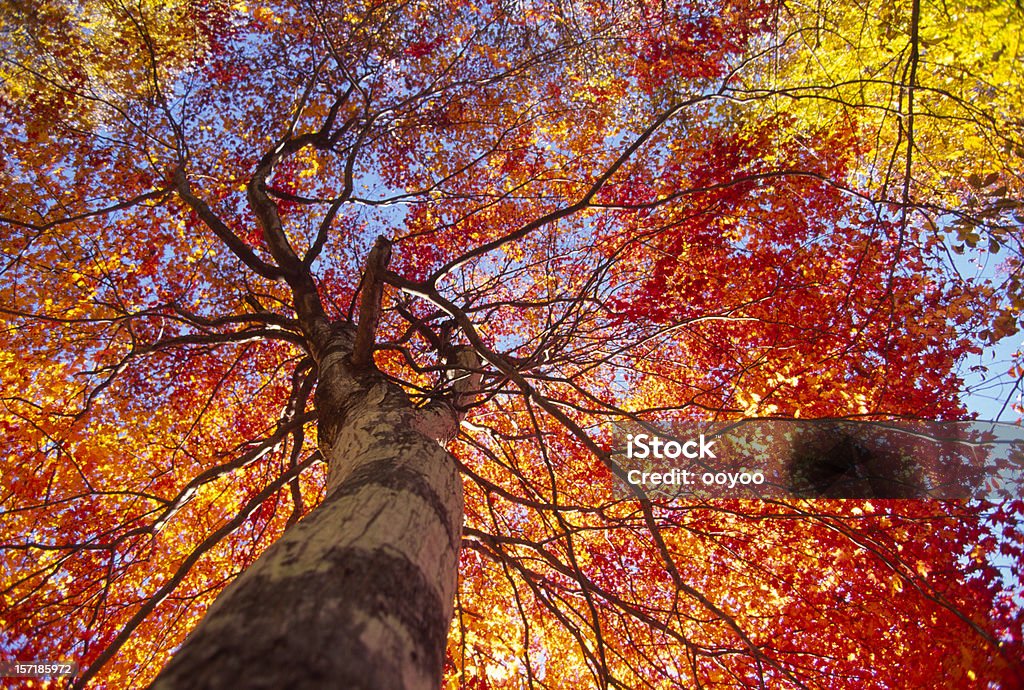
left=149, top=353, right=466, bottom=690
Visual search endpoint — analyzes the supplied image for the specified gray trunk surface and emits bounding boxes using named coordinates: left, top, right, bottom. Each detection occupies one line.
left=149, top=359, right=464, bottom=690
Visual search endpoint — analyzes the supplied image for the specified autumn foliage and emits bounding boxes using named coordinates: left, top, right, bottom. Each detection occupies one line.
left=1, top=0, right=1023, bottom=687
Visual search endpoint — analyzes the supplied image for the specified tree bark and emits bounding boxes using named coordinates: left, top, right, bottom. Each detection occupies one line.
left=149, top=336, right=474, bottom=690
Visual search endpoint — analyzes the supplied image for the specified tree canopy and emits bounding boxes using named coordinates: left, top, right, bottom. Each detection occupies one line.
left=2, top=0, right=1023, bottom=687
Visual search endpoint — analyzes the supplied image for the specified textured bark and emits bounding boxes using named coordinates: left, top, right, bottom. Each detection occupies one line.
left=149, top=338, right=469, bottom=690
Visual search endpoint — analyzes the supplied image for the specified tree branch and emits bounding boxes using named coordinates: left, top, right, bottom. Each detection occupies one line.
left=72, top=451, right=322, bottom=690
left=172, top=167, right=284, bottom=281
left=350, top=236, right=393, bottom=369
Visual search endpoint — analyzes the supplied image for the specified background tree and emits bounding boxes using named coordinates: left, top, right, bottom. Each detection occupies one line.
left=1, top=0, right=1022, bottom=688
